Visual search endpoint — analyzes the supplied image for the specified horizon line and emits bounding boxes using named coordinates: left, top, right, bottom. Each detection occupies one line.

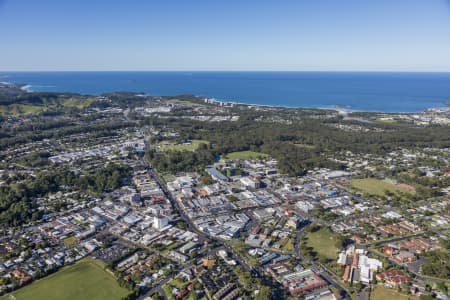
left=2, top=69, right=450, bottom=73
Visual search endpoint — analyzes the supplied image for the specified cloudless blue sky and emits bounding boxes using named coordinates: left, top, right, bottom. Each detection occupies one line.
left=1, top=0, right=450, bottom=71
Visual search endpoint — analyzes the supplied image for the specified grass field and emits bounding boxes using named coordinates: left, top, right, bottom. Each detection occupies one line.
left=167, top=99, right=207, bottom=107
left=0, top=104, right=45, bottom=116
left=292, top=143, right=315, bottom=149
left=350, top=178, right=414, bottom=197
left=370, top=286, right=417, bottom=300
left=0, top=98, right=94, bottom=116
left=62, top=236, right=78, bottom=247
left=0, top=258, right=129, bottom=300
left=163, top=277, right=192, bottom=300
left=162, top=173, right=176, bottom=183
left=224, top=151, right=269, bottom=160
left=305, top=228, right=339, bottom=259
left=281, top=238, right=295, bottom=252
left=376, top=117, right=398, bottom=124
left=160, top=140, right=209, bottom=152
left=61, top=98, right=95, bottom=109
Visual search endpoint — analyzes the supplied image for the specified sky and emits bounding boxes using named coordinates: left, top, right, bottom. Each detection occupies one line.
left=0, top=0, right=450, bottom=71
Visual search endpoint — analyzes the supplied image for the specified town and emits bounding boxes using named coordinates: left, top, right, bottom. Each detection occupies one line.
left=0, top=83, right=449, bottom=300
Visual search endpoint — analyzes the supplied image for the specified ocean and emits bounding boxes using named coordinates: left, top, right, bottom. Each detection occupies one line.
left=1, top=71, right=450, bottom=112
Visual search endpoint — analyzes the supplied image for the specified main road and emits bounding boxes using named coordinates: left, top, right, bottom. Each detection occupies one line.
left=142, top=145, right=350, bottom=298
left=142, top=148, right=253, bottom=273
left=294, top=228, right=352, bottom=299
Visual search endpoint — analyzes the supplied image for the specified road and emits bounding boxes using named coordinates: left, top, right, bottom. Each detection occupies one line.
left=293, top=227, right=352, bottom=299
left=142, top=144, right=353, bottom=298
left=363, top=231, right=426, bottom=247
left=294, top=228, right=306, bottom=260
left=137, top=262, right=193, bottom=300
left=147, top=165, right=253, bottom=272
left=369, top=248, right=450, bottom=284
left=137, top=242, right=227, bottom=300
left=138, top=151, right=450, bottom=299
left=136, top=147, right=256, bottom=298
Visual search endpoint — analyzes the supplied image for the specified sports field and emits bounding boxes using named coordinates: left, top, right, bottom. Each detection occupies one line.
left=370, top=286, right=417, bottom=300
left=224, top=150, right=269, bottom=160
left=0, top=258, right=129, bottom=300
left=350, top=178, right=414, bottom=196
left=305, top=228, right=339, bottom=259
left=160, top=140, right=209, bottom=151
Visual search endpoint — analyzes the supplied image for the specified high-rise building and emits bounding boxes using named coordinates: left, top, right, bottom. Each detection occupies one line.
left=153, top=215, right=168, bottom=229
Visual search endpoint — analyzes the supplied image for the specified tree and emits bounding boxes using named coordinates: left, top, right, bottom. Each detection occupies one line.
left=255, top=286, right=271, bottom=300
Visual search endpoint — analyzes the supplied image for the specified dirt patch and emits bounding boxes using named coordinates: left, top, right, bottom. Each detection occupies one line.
left=396, top=183, right=416, bottom=193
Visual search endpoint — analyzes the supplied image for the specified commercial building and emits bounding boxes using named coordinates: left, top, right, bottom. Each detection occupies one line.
left=153, top=215, right=169, bottom=229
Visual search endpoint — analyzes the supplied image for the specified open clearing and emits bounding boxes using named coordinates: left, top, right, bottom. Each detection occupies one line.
left=160, top=140, right=209, bottom=152
left=61, top=98, right=95, bottom=109
left=0, top=104, right=45, bottom=116
left=370, top=286, right=417, bottom=300
left=0, top=98, right=94, bottom=116
left=224, top=150, right=269, bottom=160
left=0, top=258, right=129, bottom=300
left=305, top=228, right=339, bottom=260
left=167, top=98, right=207, bottom=107
left=281, top=237, right=295, bottom=252
left=350, top=178, right=414, bottom=196
left=62, top=236, right=78, bottom=247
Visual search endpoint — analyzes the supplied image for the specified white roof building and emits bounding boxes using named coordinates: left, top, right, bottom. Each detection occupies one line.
left=153, top=215, right=169, bottom=229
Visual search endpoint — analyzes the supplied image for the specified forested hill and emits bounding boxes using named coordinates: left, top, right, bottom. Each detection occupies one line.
left=145, top=112, right=450, bottom=177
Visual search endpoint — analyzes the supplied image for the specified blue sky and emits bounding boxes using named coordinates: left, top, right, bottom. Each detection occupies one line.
left=0, top=0, right=450, bottom=71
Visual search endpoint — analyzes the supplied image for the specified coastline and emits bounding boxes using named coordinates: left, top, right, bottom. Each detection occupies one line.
left=202, top=97, right=449, bottom=115
left=20, top=84, right=32, bottom=92
left=1, top=77, right=449, bottom=114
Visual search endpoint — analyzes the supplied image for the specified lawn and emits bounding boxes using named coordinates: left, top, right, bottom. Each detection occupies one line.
left=16, top=104, right=45, bottom=114
left=1, top=258, right=130, bottom=300
left=370, top=286, right=417, bottom=300
left=62, top=236, right=78, bottom=247
left=162, top=173, right=176, bottom=183
left=163, top=284, right=175, bottom=300
left=163, top=277, right=192, bottom=300
left=304, top=228, right=339, bottom=260
left=376, top=117, right=398, bottom=124
left=167, top=99, right=207, bottom=107
left=281, top=238, right=295, bottom=252
left=162, top=241, right=181, bottom=253
left=168, top=277, right=189, bottom=289
left=62, top=98, right=95, bottom=109
left=160, top=140, right=209, bottom=152
left=0, top=104, right=45, bottom=116
left=0, top=98, right=94, bottom=116
left=223, top=151, right=269, bottom=160
left=350, top=178, right=413, bottom=197
left=292, top=143, right=315, bottom=149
